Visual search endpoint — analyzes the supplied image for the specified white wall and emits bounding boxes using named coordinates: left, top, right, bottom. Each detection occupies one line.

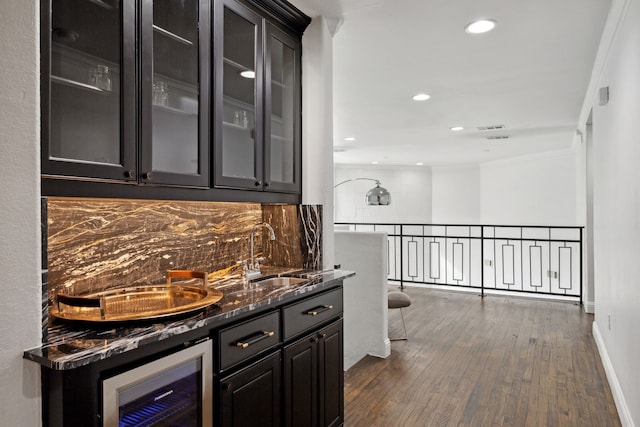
left=431, top=165, right=481, bottom=224
left=300, top=16, right=335, bottom=269
left=334, top=165, right=432, bottom=224
left=339, top=154, right=578, bottom=227
left=580, top=0, right=640, bottom=424
left=480, top=150, right=578, bottom=225
left=0, top=0, right=43, bottom=425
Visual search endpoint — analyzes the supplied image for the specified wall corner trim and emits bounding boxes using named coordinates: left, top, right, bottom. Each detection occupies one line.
left=592, top=321, right=635, bottom=427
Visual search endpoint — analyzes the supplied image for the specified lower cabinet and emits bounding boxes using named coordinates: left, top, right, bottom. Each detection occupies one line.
left=283, top=319, right=344, bottom=427
left=216, top=287, right=345, bottom=427
left=219, top=351, right=282, bottom=427
left=40, top=284, right=344, bottom=427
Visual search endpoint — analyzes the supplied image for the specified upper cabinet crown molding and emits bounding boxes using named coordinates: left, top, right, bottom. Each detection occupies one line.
left=242, top=0, right=311, bottom=35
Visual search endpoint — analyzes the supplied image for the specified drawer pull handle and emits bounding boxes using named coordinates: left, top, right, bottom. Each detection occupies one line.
left=236, top=331, right=275, bottom=349
left=306, top=305, right=333, bottom=316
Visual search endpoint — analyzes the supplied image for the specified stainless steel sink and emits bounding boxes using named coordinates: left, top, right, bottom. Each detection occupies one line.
left=251, top=276, right=309, bottom=287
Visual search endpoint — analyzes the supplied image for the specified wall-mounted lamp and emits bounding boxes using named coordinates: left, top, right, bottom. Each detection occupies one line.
left=334, top=177, right=391, bottom=206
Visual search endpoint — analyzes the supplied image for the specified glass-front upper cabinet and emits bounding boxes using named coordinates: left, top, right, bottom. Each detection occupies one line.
left=214, top=0, right=301, bottom=193
left=139, top=0, right=210, bottom=187
left=42, top=0, right=209, bottom=187
left=42, top=0, right=136, bottom=180
left=264, top=23, right=301, bottom=193
left=214, top=0, right=264, bottom=190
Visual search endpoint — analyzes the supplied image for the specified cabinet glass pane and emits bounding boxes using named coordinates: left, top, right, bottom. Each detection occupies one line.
left=269, top=36, right=295, bottom=184
left=152, top=0, right=199, bottom=174
left=222, top=7, right=257, bottom=180
left=50, top=0, right=121, bottom=165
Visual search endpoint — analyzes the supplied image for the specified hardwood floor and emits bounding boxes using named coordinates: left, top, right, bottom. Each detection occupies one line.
left=344, top=287, right=620, bottom=427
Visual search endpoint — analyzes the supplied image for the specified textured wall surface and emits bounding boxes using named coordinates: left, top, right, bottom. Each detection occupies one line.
left=0, top=0, right=42, bottom=424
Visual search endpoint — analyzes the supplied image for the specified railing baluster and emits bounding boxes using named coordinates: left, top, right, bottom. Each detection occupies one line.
left=580, top=228, right=584, bottom=305
left=481, top=226, right=485, bottom=298
left=400, top=225, right=404, bottom=290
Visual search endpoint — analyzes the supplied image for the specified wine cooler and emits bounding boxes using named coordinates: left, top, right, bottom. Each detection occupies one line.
left=102, top=340, right=212, bottom=427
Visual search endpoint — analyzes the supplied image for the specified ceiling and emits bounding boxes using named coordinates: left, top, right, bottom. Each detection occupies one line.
left=290, top=0, right=611, bottom=166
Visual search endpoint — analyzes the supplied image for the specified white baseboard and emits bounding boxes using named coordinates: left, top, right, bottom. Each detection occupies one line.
left=592, top=321, right=635, bottom=427
left=584, top=301, right=595, bottom=314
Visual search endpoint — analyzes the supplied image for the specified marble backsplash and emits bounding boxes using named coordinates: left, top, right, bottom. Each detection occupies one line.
left=45, top=198, right=322, bottom=305
left=298, top=204, right=322, bottom=269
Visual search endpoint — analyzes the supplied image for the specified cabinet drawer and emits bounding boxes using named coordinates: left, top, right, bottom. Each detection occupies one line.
left=219, top=311, right=281, bottom=371
left=283, top=287, right=343, bottom=341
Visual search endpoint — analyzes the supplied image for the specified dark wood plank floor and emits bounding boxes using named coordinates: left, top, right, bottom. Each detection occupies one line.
left=344, top=287, right=620, bottom=427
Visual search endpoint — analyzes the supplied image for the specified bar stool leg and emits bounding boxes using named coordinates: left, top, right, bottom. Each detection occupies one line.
left=390, top=308, right=408, bottom=341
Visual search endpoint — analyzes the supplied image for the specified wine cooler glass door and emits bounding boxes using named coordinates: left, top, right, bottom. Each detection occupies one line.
left=103, top=340, right=212, bottom=427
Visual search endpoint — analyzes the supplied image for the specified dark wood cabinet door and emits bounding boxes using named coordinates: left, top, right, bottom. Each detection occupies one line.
left=284, top=319, right=343, bottom=427
left=139, top=0, right=210, bottom=187
left=264, top=22, right=302, bottom=194
left=318, top=320, right=344, bottom=427
left=214, top=0, right=265, bottom=191
left=220, top=351, right=281, bottom=427
left=284, top=333, right=319, bottom=427
left=214, top=0, right=302, bottom=195
left=42, top=0, right=136, bottom=181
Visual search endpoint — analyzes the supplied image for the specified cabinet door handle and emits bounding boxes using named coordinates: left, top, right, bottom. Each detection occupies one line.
left=235, top=330, right=275, bottom=349
left=255, top=180, right=262, bottom=187
left=124, top=170, right=136, bottom=179
left=264, top=181, right=270, bottom=187
left=305, top=305, right=333, bottom=316
left=142, top=171, right=152, bottom=181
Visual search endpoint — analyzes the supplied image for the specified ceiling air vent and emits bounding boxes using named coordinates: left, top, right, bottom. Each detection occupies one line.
left=486, top=135, right=510, bottom=140
left=477, top=125, right=505, bottom=131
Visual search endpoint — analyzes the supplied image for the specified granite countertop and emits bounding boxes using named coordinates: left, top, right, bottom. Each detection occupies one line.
left=24, top=268, right=355, bottom=370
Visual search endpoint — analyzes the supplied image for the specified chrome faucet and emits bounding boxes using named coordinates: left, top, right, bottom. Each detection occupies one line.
left=240, top=222, right=276, bottom=279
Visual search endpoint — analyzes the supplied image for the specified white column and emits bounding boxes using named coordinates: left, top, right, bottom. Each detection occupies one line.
left=300, top=17, right=335, bottom=269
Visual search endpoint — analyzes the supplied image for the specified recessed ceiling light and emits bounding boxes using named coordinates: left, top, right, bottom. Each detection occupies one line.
left=344, top=137, right=356, bottom=141
left=465, top=19, right=496, bottom=34
left=416, top=162, right=424, bottom=166
left=412, top=93, right=431, bottom=101
left=240, top=70, right=255, bottom=79
left=450, top=126, right=464, bottom=132
left=371, top=161, right=379, bottom=165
